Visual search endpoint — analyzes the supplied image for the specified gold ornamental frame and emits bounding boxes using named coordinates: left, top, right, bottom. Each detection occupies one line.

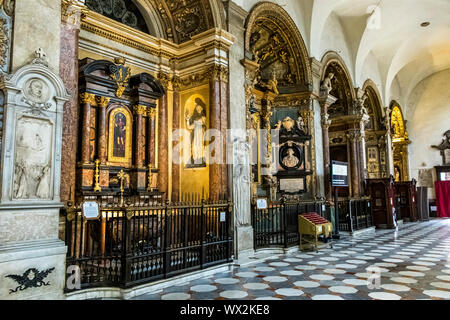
left=108, top=106, right=132, bottom=166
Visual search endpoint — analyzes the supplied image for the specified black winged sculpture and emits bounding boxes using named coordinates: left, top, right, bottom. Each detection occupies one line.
left=6, top=267, right=55, bottom=294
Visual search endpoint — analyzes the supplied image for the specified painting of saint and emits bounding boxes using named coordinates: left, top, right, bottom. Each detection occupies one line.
left=185, top=98, right=207, bottom=167
left=113, top=112, right=127, bottom=158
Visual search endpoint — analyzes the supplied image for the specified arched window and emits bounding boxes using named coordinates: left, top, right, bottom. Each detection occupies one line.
left=86, top=0, right=150, bottom=33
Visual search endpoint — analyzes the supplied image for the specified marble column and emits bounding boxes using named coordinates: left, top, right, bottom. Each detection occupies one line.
left=147, top=107, right=157, bottom=190
left=96, top=97, right=110, bottom=164
left=171, top=81, right=180, bottom=199
left=220, top=72, right=229, bottom=199
left=358, top=117, right=370, bottom=195
left=80, top=93, right=96, bottom=164
left=319, top=94, right=337, bottom=203
left=60, top=2, right=83, bottom=203
left=209, top=66, right=223, bottom=200
left=157, top=76, right=169, bottom=196
left=133, top=105, right=146, bottom=168
left=347, top=129, right=360, bottom=197
left=147, top=108, right=157, bottom=165
left=384, top=106, right=395, bottom=177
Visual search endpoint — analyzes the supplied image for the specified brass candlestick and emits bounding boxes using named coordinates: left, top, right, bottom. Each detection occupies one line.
left=147, top=163, right=153, bottom=192
left=93, top=159, right=102, bottom=192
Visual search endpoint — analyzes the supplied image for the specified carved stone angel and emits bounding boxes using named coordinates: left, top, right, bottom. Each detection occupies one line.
left=320, top=72, right=334, bottom=95
left=355, top=92, right=369, bottom=116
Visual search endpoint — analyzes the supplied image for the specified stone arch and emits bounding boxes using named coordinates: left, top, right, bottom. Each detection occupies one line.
left=362, top=79, right=384, bottom=131
left=321, top=51, right=355, bottom=117
left=244, top=1, right=312, bottom=88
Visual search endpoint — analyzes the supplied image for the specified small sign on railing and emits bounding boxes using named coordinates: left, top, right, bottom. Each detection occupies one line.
left=220, top=211, right=226, bottom=222
left=256, top=198, right=268, bottom=210
left=82, top=201, right=100, bottom=220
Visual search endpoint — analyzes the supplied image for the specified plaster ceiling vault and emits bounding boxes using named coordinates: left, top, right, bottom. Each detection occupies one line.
left=86, top=0, right=449, bottom=119
left=234, top=0, right=450, bottom=118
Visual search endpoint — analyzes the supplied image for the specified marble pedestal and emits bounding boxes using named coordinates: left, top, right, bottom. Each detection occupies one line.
left=235, top=225, right=255, bottom=259
left=0, top=206, right=67, bottom=300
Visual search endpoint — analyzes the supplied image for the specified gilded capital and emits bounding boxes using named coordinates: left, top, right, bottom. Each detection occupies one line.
left=134, top=105, right=147, bottom=115
left=80, top=92, right=97, bottom=105
left=147, top=107, right=157, bottom=120
left=158, top=72, right=171, bottom=90
left=96, top=96, right=110, bottom=108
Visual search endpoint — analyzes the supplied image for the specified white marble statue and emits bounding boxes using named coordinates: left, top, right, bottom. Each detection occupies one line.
left=233, top=140, right=251, bottom=226
left=320, top=72, right=334, bottom=95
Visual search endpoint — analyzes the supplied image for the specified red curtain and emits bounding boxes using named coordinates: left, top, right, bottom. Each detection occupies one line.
left=435, top=181, right=450, bottom=218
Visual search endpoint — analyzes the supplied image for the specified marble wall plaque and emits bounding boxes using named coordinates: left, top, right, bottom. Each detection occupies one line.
left=280, top=178, right=304, bottom=193
left=13, top=116, right=53, bottom=200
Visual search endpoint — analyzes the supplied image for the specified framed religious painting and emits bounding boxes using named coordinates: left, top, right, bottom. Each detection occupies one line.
left=108, top=106, right=132, bottom=166
left=184, top=95, right=207, bottom=168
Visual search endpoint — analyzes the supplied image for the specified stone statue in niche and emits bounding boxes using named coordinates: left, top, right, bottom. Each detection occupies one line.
left=354, top=91, right=369, bottom=116
left=233, top=139, right=251, bottom=226
left=320, top=72, right=334, bottom=95
left=13, top=117, right=52, bottom=200
left=185, top=97, right=207, bottom=167
left=282, top=148, right=299, bottom=168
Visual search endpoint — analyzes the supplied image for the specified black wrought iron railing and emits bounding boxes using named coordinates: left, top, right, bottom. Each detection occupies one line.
left=64, top=197, right=233, bottom=291
left=251, top=200, right=325, bottom=249
left=337, top=198, right=373, bottom=232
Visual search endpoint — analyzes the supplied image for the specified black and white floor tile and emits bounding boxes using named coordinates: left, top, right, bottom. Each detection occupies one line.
left=131, top=219, right=450, bottom=300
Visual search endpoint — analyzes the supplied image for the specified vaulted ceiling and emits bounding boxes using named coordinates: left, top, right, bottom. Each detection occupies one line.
left=86, top=0, right=220, bottom=43
left=235, top=0, right=450, bottom=118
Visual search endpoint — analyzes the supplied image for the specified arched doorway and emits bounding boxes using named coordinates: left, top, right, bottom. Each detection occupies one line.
left=390, top=102, right=410, bottom=182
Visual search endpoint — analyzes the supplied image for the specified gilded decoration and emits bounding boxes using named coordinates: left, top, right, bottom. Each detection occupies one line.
left=146, top=0, right=215, bottom=43
left=96, top=96, right=110, bottom=108
left=80, top=92, right=97, bottom=105
left=147, top=107, right=157, bottom=120
left=133, top=104, right=147, bottom=116
left=0, top=0, right=13, bottom=74
left=390, top=104, right=410, bottom=181
left=108, top=106, right=132, bottom=166
left=322, top=61, right=353, bottom=118
left=109, top=57, right=131, bottom=98
left=391, top=106, right=406, bottom=141
left=244, top=2, right=312, bottom=87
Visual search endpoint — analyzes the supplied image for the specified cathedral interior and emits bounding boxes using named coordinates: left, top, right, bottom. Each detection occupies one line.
left=0, top=0, right=449, bottom=302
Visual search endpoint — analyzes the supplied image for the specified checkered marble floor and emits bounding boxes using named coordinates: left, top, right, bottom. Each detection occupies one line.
left=131, top=219, right=450, bottom=300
